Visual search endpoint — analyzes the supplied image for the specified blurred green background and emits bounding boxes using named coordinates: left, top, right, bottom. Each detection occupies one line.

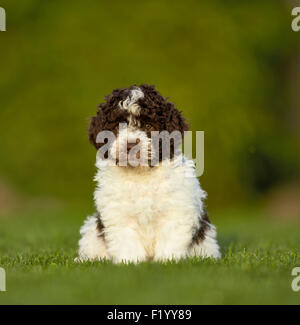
left=1, top=0, right=300, bottom=306
left=0, top=0, right=299, bottom=217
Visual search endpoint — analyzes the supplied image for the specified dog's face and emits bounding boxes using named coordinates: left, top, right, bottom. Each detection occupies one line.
left=89, top=84, right=189, bottom=167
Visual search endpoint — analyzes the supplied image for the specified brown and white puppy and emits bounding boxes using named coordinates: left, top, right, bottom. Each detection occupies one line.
left=76, top=84, right=220, bottom=263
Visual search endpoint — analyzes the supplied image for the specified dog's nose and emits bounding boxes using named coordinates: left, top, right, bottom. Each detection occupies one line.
left=127, top=139, right=140, bottom=152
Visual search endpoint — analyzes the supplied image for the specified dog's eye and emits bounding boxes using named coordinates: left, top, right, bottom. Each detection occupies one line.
left=145, top=124, right=152, bottom=130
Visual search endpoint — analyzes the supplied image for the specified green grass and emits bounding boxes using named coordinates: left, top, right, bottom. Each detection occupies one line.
left=0, top=206, right=299, bottom=304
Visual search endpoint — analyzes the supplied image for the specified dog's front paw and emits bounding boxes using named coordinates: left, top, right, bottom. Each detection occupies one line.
left=108, top=238, right=147, bottom=264
left=112, top=254, right=146, bottom=264
left=153, top=254, right=186, bottom=263
left=111, top=249, right=147, bottom=264
left=153, top=248, right=188, bottom=263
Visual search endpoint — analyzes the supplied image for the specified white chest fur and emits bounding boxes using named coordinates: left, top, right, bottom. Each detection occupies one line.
left=93, top=157, right=206, bottom=260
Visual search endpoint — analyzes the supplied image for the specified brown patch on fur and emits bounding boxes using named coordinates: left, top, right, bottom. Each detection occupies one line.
left=96, top=213, right=105, bottom=238
left=192, top=208, right=211, bottom=245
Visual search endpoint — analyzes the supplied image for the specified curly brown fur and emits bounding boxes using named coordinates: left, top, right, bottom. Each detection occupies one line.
left=88, top=84, right=189, bottom=163
left=138, top=84, right=189, bottom=136
left=89, top=87, right=131, bottom=149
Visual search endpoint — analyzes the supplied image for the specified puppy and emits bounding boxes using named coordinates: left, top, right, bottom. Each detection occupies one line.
left=76, top=84, right=220, bottom=263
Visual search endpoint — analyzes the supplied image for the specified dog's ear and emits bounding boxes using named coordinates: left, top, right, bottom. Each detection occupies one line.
left=166, top=103, right=189, bottom=136
left=88, top=108, right=104, bottom=149
left=89, top=87, right=131, bottom=149
left=138, top=84, right=189, bottom=136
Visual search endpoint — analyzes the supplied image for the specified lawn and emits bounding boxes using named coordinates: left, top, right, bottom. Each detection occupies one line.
left=0, top=205, right=299, bottom=305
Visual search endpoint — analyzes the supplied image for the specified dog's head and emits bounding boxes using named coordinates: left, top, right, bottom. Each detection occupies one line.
left=89, top=84, right=189, bottom=167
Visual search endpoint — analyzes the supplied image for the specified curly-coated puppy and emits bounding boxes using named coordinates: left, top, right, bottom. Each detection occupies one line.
left=76, top=84, right=220, bottom=263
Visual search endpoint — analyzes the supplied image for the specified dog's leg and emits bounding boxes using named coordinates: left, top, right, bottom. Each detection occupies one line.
left=76, top=215, right=108, bottom=262
left=153, top=213, right=221, bottom=262
left=189, top=224, right=221, bottom=259
left=153, top=219, right=192, bottom=262
left=105, top=226, right=147, bottom=264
